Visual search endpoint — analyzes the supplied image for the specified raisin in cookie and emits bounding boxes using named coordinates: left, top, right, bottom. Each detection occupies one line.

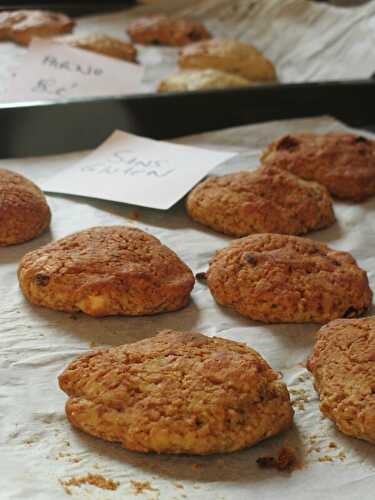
left=18, top=226, right=194, bottom=317
left=186, top=166, right=335, bottom=237
left=308, top=317, right=375, bottom=444
left=59, top=329, right=294, bottom=454
left=261, top=133, right=375, bottom=201
left=206, top=234, right=372, bottom=323
left=0, top=169, right=51, bottom=246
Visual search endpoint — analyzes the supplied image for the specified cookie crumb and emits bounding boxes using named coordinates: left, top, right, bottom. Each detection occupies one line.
left=59, top=474, right=119, bottom=494
left=257, top=445, right=298, bottom=472
left=290, top=388, right=309, bottom=411
left=23, top=433, right=41, bottom=445
left=130, top=480, right=158, bottom=495
left=328, top=442, right=337, bottom=449
left=195, top=272, right=207, bottom=281
left=318, top=455, right=333, bottom=463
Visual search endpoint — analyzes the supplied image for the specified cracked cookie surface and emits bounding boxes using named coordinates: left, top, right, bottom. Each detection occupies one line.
left=308, top=317, right=375, bottom=443
left=206, top=234, right=372, bottom=323
left=18, top=226, right=194, bottom=317
left=0, top=169, right=51, bottom=246
left=261, top=133, right=375, bottom=201
left=59, top=329, right=294, bottom=454
left=186, top=166, right=335, bottom=237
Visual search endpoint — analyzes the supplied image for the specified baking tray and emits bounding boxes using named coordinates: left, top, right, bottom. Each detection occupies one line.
left=0, top=2, right=136, bottom=16
left=1, top=78, right=375, bottom=158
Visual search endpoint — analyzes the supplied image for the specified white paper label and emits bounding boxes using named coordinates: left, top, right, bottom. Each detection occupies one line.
left=42, top=130, right=237, bottom=209
left=3, top=39, right=144, bottom=102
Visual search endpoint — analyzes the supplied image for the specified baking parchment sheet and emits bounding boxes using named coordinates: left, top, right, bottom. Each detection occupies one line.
left=1, top=0, right=375, bottom=97
left=1, top=115, right=375, bottom=500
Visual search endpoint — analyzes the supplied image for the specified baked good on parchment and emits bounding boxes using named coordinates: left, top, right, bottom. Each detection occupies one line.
left=307, top=317, right=375, bottom=444
left=158, top=69, right=250, bottom=92
left=186, top=166, right=335, bottom=237
left=59, top=329, right=294, bottom=454
left=205, top=234, right=372, bottom=323
left=0, top=169, right=51, bottom=246
left=261, top=133, right=375, bottom=201
left=67, top=34, right=137, bottom=62
left=0, top=10, right=74, bottom=46
left=17, top=226, right=195, bottom=317
left=178, top=38, right=276, bottom=82
left=127, top=15, right=211, bottom=46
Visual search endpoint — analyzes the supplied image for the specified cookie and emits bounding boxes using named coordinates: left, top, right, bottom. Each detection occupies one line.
left=18, top=226, right=194, bottom=317
left=186, top=166, right=335, bottom=237
left=59, top=329, right=294, bottom=454
left=178, top=39, right=276, bottom=82
left=261, top=133, right=375, bottom=201
left=68, top=34, right=137, bottom=62
left=158, top=69, right=249, bottom=92
left=206, top=234, right=372, bottom=323
left=0, top=169, right=51, bottom=246
left=127, top=15, right=211, bottom=46
left=0, top=10, right=74, bottom=46
left=307, top=317, right=375, bottom=444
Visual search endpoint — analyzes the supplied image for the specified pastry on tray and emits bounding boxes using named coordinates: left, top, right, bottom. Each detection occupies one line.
left=67, top=34, right=137, bottom=62
left=158, top=68, right=250, bottom=92
left=308, top=316, right=375, bottom=444
left=186, top=166, right=335, bottom=237
left=0, top=10, right=74, bottom=46
left=178, top=38, right=277, bottom=82
left=0, top=169, right=51, bottom=246
left=18, top=226, right=195, bottom=317
left=127, top=14, right=211, bottom=46
left=59, top=329, right=294, bottom=454
left=204, top=234, right=372, bottom=323
left=261, top=133, right=375, bottom=201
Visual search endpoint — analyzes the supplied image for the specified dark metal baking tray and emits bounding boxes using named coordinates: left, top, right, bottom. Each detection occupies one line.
left=0, top=1, right=136, bottom=16
left=0, top=78, right=374, bottom=158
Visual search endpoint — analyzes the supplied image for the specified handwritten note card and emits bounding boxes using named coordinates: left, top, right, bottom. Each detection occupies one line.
left=42, top=130, right=237, bottom=209
left=4, top=39, right=144, bottom=102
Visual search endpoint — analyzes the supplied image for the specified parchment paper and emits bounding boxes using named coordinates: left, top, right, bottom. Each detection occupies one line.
left=1, top=0, right=375, bottom=97
left=1, top=115, right=375, bottom=500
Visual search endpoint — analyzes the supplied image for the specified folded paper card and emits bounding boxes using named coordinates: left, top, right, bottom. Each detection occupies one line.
left=42, top=130, right=237, bottom=209
left=2, top=39, right=144, bottom=102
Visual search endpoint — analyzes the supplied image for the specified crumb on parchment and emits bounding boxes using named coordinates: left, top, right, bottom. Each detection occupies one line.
left=59, top=473, right=119, bottom=495
left=257, top=445, right=299, bottom=472
left=130, top=479, right=159, bottom=495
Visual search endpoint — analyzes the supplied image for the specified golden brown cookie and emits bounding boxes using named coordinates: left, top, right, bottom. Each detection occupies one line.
left=0, top=169, right=51, bottom=246
left=178, top=38, right=276, bottom=82
left=186, top=166, right=335, bottom=237
left=158, top=69, right=250, bottom=92
left=0, top=10, right=74, bottom=46
left=307, top=317, right=375, bottom=444
left=68, top=34, right=137, bottom=62
left=59, top=329, right=294, bottom=454
left=261, top=133, right=375, bottom=201
left=18, top=226, right=194, bottom=317
left=206, top=234, right=372, bottom=323
left=127, top=15, right=211, bottom=46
